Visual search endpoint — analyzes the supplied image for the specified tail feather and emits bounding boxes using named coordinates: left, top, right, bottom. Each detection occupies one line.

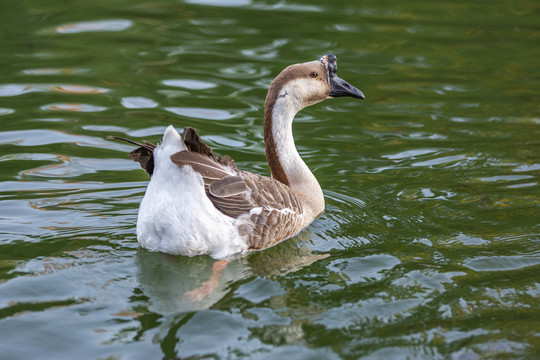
left=128, top=147, right=155, bottom=175
left=107, top=135, right=156, bottom=175
left=182, top=127, right=214, bottom=156
left=107, top=125, right=237, bottom=176
left=182, top=127, right=237, bottom=169
left=106, top=135, right=156, bottom=151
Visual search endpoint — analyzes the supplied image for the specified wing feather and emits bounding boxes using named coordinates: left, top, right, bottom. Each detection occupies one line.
left=170, top=151, right=233, bottom=180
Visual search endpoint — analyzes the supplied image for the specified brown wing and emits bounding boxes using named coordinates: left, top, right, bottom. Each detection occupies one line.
left=169, top=150, right=257, bottom=217
left=170, top=151, right=306, bottom=250
left=170, top=150, right=235, bottom=182
left=239, top=171, right=305, bottom=250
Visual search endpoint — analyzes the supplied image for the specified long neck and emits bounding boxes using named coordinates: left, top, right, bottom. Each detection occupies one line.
left=263, top=83, right=324, bottom=214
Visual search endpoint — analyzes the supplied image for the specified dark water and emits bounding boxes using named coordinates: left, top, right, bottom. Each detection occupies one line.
left=1, top=0, right=539, bottom=359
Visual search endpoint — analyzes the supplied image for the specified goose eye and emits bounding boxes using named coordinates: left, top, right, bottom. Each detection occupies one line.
left=309, top=72, right=318, bottom=78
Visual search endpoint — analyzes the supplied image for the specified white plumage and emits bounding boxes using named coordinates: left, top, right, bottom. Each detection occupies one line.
left=136, top=125, right=248, bottom=259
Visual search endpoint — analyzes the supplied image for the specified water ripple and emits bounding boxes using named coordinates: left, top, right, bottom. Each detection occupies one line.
left=54, top=19, right=133, bottom=34
left=21, top=156, right=137, bottom=178
left=185, top=0, right=252, bottom=7
left=241, top=39, right=289, bottom=60
left=0, top=84, right=109, bottom=97
left=411, top=154, right=467, bottom=167
left=40, top=104, right=108, bottom=112
left=21, top=68, right=89, bottom=75
left=328, top=255, right=401, bottom=285
left=0, top=108, right=14, bottom=116
left=464, top=256, right=540, bottom=272
left=121, top=97, right=159, bottom=109
left=0, top=129, right=107, bottom=147
left=162, top=79, right=217, bottom=90
left=219, top=63, right=271, bottom=79
left=382, top=148, right=441, bottom=160
left=165, top=107, right=237, bottom=121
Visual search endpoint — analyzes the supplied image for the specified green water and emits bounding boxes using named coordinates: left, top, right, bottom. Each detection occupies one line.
left=1, top=0, right=539, bottom=358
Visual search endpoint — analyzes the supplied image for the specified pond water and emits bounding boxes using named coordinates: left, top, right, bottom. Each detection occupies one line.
left=1, top=0, right=539, bottom=359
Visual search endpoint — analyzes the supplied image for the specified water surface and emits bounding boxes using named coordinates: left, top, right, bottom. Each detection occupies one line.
left=1, top=0, right=539, bottom=359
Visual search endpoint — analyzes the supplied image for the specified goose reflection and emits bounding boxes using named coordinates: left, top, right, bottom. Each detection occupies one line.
left=135, top=231, right=328, bottom=315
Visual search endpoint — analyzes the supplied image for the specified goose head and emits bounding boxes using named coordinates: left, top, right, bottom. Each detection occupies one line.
left=265, top=54, right=364, bottom=113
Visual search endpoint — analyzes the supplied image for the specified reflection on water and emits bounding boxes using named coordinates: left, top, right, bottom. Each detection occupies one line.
left=0, top=0, right=539, bottom=358
left=137, top=250, right=237, bottom=314
left=136, top=232, right=328, bottom=315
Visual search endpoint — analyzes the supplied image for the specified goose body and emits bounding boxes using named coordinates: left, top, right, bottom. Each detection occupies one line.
left=112, top=55, right=364, bottom=259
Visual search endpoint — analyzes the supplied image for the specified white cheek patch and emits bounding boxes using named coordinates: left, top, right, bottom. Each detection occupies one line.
left=280, top=78, right=328, bottom=107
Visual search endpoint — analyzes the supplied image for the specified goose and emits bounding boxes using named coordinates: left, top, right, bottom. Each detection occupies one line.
left=110, top=54, right=364, bottom=259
